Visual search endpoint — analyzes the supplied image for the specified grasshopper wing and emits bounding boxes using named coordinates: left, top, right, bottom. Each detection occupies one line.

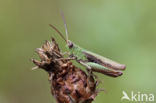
left=82, top=50, right=126, bottom=70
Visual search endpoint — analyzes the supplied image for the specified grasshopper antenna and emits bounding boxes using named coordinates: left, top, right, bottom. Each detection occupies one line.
left=49, top=24, right=67, bottom=42
left=61, top=12, right=69, bottom=41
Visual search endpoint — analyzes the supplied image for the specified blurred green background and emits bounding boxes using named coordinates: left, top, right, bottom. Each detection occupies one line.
left=0, top=0, right=156, bottom=103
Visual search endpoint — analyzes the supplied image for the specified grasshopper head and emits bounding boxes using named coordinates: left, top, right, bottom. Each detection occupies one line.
left=67, top=40, right=73, bottom=49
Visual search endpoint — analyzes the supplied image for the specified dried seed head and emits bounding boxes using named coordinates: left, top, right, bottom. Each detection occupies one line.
left=32, top=38, right=98, bottom=103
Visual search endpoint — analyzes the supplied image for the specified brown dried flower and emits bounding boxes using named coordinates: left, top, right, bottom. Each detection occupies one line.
left=32, top=38, right=98, bottom=103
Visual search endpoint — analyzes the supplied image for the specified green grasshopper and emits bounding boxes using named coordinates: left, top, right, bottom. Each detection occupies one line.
left=49, top=17, right=126, bottom=77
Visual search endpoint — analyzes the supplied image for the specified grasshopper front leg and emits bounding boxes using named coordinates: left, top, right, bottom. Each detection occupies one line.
left=55, top=57, right=76, bottom=61
left=61, top=52, right=70, bottom=56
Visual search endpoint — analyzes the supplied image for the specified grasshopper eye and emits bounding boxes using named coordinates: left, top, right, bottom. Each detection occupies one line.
left=67, top=40, right=73, bottom=48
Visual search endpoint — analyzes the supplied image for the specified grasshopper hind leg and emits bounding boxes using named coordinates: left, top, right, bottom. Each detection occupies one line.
left=79, top=61, right=91, bottom=69
left=86, top=62, right=123, bottom=77
left=79, top=61, right=98, bottom=80
left=79, top=61, right=106, bottom=93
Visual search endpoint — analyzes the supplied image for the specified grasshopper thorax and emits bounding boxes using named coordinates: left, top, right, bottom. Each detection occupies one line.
left=67, top=40, right=73, bottom=49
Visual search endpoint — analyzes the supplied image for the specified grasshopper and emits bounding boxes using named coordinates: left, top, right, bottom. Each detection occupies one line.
left=49, top=17, right=126, bottom=77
